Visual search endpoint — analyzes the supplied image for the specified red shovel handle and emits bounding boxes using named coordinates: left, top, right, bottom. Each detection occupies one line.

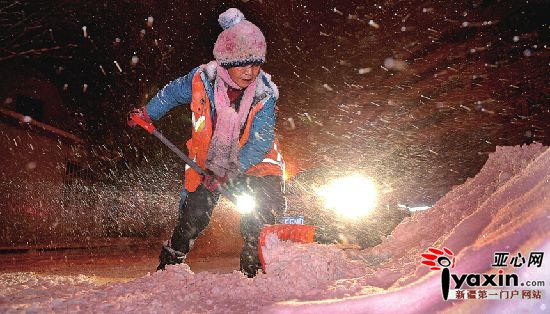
left=131, top=114, right=156, bottom=134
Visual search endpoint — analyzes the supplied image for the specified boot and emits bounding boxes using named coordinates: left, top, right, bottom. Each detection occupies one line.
left=156, top=245, right=186, bottom=271
left=240, top=242, right=262, bottom=278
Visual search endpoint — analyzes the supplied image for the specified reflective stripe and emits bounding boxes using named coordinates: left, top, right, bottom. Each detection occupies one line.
left=273, top=143, right=282, bottom=162
left=185, top=156, right=197, bottom=171
left=261, top=158, right=279, bottom=165
left=191, top=112, right=205, bottom=132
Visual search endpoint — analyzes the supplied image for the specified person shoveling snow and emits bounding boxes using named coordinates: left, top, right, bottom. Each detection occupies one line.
left=128, top=8, right=285, bottom=277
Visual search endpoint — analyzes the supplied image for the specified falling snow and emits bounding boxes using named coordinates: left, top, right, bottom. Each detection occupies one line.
left=0, top=1, right=548, bottom=313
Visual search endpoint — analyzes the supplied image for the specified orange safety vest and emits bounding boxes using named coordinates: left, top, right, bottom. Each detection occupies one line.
left=184, top=69, right=284, bottom=192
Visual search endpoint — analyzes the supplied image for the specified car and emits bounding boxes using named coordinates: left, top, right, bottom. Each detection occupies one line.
left=284, top=168, right=410, bottom=248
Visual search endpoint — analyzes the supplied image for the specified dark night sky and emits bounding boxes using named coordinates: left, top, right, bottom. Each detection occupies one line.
left=1, top=0, right=549, bottom=206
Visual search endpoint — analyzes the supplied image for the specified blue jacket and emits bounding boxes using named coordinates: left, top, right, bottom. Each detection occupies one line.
left=145, top=62, right=279, bottom=172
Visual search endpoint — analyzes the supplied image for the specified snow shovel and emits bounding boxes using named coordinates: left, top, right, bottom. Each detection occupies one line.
left=129, top=114, right=236, bottom=204
left=258, top=224, right=316, bottom=271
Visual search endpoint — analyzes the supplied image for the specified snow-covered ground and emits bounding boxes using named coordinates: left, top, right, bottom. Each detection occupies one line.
left=1, top=144, right=549, bottom=313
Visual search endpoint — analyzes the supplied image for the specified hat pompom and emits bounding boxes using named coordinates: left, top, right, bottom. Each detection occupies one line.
left=218, top=8, right=245, bottom=30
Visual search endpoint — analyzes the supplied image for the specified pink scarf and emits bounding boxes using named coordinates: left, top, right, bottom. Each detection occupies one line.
left=205, top=64, right=257, bottom=179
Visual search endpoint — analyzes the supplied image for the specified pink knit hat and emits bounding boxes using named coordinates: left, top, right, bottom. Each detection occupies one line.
left=213, top=8, right=266, bottom=67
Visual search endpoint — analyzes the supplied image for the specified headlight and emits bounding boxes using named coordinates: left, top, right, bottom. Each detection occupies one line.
left=236, top=194, right=256, bottom=214
left=317, top=175, right=378, bottom=219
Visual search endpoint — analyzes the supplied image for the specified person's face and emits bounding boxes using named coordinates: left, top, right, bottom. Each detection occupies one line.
left=227, top=64, right=261, bottom=88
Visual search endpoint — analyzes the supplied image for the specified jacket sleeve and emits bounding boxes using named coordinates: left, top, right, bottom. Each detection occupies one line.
left=145, top=67, right=199, bottom=120
left=239, top=96, right=276, bottom=172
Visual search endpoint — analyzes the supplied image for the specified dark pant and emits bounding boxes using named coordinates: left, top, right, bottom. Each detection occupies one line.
left=158, top=175, right=285, bottom=277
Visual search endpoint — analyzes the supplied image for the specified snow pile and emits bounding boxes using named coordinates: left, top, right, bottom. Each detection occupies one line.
left=268, top=143, right=550, bottom=313
left=1, top=144, right=549, bottom=313
left=350, top=144, right=549, bottom=289
left=0, top=237, right=368, bottom=313
left=0, top=273, right=97, bottom=312
left=261, top=233, right=367, bottom=297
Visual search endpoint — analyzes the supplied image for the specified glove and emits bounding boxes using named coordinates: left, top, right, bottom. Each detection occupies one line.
left=202, top=173, right=227, bottom=192
left=127, top=106, right=152, bottom=128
